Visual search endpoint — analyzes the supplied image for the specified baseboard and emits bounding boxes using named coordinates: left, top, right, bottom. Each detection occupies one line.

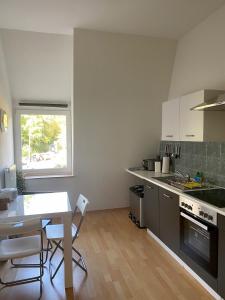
left=147, top=229, right=222, bottom=300
left=87, top=206, right=129, bottom=212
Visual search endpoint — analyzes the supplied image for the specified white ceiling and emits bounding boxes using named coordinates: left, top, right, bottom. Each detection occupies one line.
left=0, top=0, right=224, bottom=39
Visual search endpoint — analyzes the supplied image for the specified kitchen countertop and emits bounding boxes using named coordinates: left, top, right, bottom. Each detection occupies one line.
left=126, top=168, right=225, bottom=217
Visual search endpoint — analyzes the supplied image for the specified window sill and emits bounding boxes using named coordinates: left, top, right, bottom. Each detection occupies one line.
left=25, top=174, right=75, bottom=180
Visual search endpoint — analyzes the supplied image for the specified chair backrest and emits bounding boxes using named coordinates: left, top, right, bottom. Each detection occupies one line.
left=0, top=218, right=42, bottom=236
left=72, top=194, right=89, bottom=240
left=73, top=194, right=89, bottom=217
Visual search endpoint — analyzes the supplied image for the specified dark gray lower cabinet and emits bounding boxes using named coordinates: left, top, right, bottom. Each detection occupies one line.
left=143, top=182, right=159, bottom=237
left=159, top=188, right=180, bottom=255
left=142, top=182, right=222, bottom=293
left=218, top=213, right=225, bottom=298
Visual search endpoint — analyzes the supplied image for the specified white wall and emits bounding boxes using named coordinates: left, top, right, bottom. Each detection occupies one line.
left=3, top=29, right=176, bottom=210
left=1, top=29, right=73, bottom=102
left=0, top=33, right=14, bottom=188
left=169, top=4, right=225, bottom=99
left=71, top=29, right=176, bottom=209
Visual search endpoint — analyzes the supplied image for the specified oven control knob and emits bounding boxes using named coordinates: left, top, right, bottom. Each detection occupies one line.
left=208, top=215, right=213, bottom=221
left=184, top=204, right=188, bottom=208
left=188, top=205, right=192, bottom=210
left=204, top=213, right=208, bottom=218
left=199, top=211, right=204, bottom=216
left=181, top=202, right=185, bottom=206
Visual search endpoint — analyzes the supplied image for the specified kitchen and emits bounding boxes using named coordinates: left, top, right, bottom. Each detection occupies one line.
left=127, top=89, right=225, bottom=299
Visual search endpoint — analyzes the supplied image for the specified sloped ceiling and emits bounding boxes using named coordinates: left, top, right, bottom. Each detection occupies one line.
left=0, top=0, right=224, bottom=39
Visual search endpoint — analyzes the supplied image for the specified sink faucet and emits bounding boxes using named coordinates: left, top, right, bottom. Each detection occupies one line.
left=175, top=170, right=190, bottom=182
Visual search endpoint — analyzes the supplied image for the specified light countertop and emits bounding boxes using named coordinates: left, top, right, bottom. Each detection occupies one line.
left=126, top=168, right=225, bottom=217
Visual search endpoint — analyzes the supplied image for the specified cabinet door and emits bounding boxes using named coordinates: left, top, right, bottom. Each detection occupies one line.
left=159, top=188, right=180, bottom=254
left=162, top=98, right=180, bottom=141
left=180, top=91, right=204, bottom=141
left=218, top=214, right=225, bottom=298
left=143, top=182, right=159, bottom=237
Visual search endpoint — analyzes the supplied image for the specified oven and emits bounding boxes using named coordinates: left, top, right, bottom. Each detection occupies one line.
left=180, top=208, right=218, bottom=277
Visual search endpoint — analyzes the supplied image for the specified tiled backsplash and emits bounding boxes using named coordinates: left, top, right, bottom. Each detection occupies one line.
left=160, top=141, right=225, bottom=187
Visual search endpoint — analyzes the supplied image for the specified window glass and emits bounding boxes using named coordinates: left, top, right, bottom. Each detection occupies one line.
left=20, top=114, right=67, bottom=170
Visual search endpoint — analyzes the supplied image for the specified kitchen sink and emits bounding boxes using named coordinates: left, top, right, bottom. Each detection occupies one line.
left=152, top=176, right=207, bottom=191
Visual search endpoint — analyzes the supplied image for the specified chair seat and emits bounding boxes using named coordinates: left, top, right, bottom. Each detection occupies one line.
left=0, top=235, right=41, bottom=261
left=46, top=224, right=77, bottom=241
left=42, top=219, right=51, bottom=229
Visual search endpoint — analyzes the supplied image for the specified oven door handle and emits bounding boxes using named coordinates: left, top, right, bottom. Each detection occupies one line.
left=180, top=212, right=208, bottom=231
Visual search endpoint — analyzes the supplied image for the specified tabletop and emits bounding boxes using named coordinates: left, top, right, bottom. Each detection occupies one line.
left=0, top=192, right=72, bottom=221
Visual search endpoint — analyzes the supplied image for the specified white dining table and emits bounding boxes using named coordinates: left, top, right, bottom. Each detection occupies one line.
left=0, top=191, right=73, bottom=289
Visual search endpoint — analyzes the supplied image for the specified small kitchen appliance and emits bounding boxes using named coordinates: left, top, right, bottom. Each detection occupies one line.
left=142, top=159, right=156, bottom=171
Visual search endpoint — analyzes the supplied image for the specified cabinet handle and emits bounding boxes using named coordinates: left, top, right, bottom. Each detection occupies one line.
left=146, top=185, right=153, bottom=190
left=180, top=212, right=208, bottom=230
left=166, top=135, right=173, bottom=138
left=185, top=134, right=195, bottom=137
left=163, top=193, right=171, bottom=199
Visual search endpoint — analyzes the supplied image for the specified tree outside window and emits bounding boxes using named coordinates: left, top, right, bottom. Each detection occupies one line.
left=20, top=114, right=67, bottom=170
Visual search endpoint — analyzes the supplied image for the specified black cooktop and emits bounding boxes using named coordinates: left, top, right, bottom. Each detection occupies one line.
left=186, top=188, right=225, bottom=208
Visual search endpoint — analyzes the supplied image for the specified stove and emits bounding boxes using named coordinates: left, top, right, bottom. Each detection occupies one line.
left=179, top=192, right=218, bottom=277
left=185, top=188, right=225, bottom=208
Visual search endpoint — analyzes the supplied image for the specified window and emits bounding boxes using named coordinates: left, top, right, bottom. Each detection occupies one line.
left=15, top=108, right=72, bottom=177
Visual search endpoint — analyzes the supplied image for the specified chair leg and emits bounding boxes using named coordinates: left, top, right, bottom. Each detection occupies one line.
left=55, top=243, right=87, bottom=273
left=50, top=258, right=64, bottom=280
left=49, top=240, right=64, bottom=280
left=57, top=243, right=87, bottom=272
left=72, top=257, right=87, bottom=273
left=39, top=252, right=43, bottom=299
left=11, top=240, right=52, bottom=267
left=49, top=240, right=62, bottom=264
left=49, top=241, right=88, bottom=281
left=0, top=275, right=42, bottom=287
left=0, top=252, right=44, bottom=287
left=72, top=247, right=87, bottom=272
left=11, top=259, right=39, bottom=268
left=42, top=240, right=51, bottom=264
left=72, top=246, right=83, bottom=257
left=3, top=242, right=45, bottom=297
left=43, top=240, right=53, bottom=252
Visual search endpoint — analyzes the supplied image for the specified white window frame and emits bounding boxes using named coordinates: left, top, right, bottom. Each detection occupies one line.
left=15, top=107, right=72, bottom=177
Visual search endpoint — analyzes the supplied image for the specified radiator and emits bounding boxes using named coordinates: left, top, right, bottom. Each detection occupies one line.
left=4, top=164, right=17, bottom=188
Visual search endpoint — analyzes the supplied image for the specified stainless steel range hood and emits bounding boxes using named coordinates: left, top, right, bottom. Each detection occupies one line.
left=191, top=92, right=225, bottom=111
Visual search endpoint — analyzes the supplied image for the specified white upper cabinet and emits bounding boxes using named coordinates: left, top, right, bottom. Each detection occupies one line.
left=162, top=98, right=180, bottom=141
left=162, top=90, right=225, bottom=142
left=180, top=90, right=204, bottom=141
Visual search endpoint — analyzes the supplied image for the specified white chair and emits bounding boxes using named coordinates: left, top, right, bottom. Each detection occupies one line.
left=11, top=191, right=53, bottom=268
left=10, top=217, right=52, bottom=267
left=45, top=194, right=89, bottom=280
left=0, top=218, right=44, bottom=298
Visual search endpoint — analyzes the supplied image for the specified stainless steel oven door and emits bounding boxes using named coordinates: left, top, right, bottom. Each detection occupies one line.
left=180, top=209, right=218, bottom=277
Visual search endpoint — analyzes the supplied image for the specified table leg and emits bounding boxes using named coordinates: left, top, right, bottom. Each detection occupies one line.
left=63, top=212, right=73, bottom=288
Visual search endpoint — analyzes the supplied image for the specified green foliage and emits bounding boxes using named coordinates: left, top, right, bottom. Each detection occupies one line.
left=21, top=115, right=62, bottom=157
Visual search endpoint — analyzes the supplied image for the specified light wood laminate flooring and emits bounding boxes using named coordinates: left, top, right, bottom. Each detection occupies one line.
left=0, top=208, right=214, bottom=300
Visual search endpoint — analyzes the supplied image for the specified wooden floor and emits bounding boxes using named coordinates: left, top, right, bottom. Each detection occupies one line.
left=0, top=208, right=214, bottom=300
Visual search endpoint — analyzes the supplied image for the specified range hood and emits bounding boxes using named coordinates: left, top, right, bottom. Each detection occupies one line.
left=191, top=92, right=225, bottom=111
